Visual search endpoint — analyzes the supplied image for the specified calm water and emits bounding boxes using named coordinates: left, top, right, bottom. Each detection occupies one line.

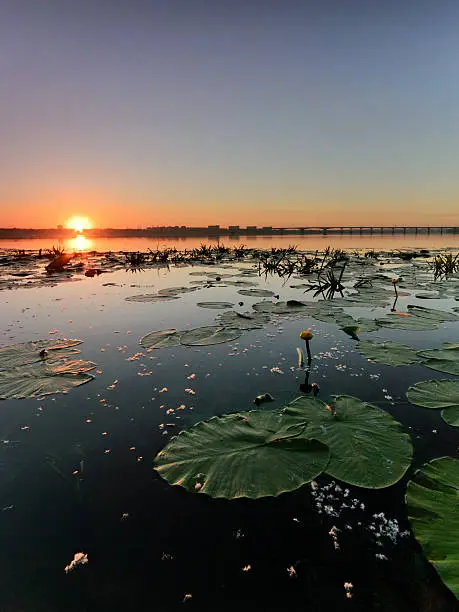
left=1, top=233, right=459, bottom=253
left=0, top=247, right=458, bottom=611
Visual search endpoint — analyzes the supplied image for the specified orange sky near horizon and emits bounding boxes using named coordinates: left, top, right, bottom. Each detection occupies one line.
left=2, top=194, right=458, bottom=229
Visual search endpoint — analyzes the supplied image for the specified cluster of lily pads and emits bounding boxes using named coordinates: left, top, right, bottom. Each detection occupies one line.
left=154, top=394, right=413, bottom=497
left=142, top=281, right=459, bottom=598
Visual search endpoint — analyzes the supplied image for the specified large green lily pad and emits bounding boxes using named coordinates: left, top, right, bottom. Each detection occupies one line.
left=283, top=395, right=412, bottom=488
left=140, top=329, right=181, bottom=349
left=179, top=326, right=242, bottom=346
left=154, top=410, right=330, bottom=499
left=356, top=340, right=420, bottom=366
left=406, top=457, right=459, bottom=598
left=0, top=339, right=95, bottom=399
left=0, top=364, right=95, bottom=399
left=418, top=343, right=459, bottom=375
left=407, top=379, right=459, bottom=427
left=0, top=339, right=82, bottom=369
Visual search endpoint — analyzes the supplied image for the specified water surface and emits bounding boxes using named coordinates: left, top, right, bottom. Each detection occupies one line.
left=0, top=246, right=458, bottom=611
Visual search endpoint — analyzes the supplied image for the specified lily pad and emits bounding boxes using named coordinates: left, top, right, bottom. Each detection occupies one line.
left=237, top=289, right=276, bottom=297
left=216, top=311, right=270, bottom=330
left=154, top=410, right=330, bottom=499
left=224, top=280, right=259, bottom=287
left=157, top=287, right=198, bottom=296
left=376, top=313, right=437, bottom=330
left=310, top=307, right=350, bottom=325
left=354, top=317, right=380, bottom=332
left=0, top=364, right=95, bottom=399
left=406, top=457, right=459, bottom=598
left=351, top=286, right=393, bottom=307
left=196, top=302, right=235, bottom=309
left=406, top=305, right=459, bottom=322
left=377, top=304, right=458, bottom=331
left=407, top=379, right=459, bottom=427
left=283, top=395, right=413, bottom=488
left=252, top=300, right=312, bottom=314
left=418, top=343, right=459, bottom=375
left=356, top=340, right=420, bottom=366
left=0, top=339, right=82, bottom=369
left=140, top=329, right=181, bottom=349
left=415, top=292, right=441, bottom=299
left=180, top=326, right=242, bottom=346
left=125, top=294, right=179, bottom=302
left=407, top=304, right=459, bottom=323
left=0, top=339, right=95, bottom=400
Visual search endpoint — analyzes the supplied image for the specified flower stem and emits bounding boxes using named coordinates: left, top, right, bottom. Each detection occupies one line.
left=305, top=339, right=312, bottom=364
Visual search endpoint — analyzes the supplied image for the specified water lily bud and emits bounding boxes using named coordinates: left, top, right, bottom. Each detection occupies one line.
left=300, top=329, right=313, bottom=341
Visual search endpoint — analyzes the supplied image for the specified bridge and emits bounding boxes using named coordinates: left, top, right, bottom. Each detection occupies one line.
left=266, top=226, right=458, bottom=236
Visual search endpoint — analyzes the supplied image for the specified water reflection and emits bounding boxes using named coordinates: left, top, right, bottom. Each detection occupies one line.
left=70, top=234, right=92, bottom=251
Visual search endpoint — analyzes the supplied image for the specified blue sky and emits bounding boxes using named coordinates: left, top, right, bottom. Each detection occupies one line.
left=1, top=0, right=458, bottom=227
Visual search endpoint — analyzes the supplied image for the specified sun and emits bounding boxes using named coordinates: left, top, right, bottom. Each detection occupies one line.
left=66, top=216, right=92, bottom=233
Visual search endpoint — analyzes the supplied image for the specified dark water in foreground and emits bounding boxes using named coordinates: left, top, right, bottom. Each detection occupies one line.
left=0, top=251, right=458, bottom=611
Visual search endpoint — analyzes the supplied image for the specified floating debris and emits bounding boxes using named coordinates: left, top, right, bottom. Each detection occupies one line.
left=64, top=552, right=88, bottom=574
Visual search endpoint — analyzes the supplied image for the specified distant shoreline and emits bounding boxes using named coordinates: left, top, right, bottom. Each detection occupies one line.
left=0, top=225, right=458, bottom=239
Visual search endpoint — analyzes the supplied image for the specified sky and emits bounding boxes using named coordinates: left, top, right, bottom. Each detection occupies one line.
left=1, top=0, right=458, bottom=229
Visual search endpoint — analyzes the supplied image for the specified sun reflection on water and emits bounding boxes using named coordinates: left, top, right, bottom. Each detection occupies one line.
left=70, top=234, right=92, bottom=251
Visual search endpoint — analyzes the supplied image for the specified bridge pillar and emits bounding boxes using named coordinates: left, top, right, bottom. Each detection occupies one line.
left=359, top=227, right=363, bottom=234
left=415, top=227, right=418, bottom=234
left=392, top=227, right=395, bottom=234
left=370, top=227, right=373, bottom=234
left=380, top=227, right=383, bottom=234
left=440, top=227, right=443, bottom=234
left=403, top=227, right=406, bottom=234
left=427, top=227, right=431, bottom=234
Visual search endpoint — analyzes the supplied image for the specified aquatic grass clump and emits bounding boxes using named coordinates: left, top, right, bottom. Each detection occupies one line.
left=306, top=262, right=347, bottom=300
left=431, top=252, right=459, bottom=279
left=124, top=251, right=147, bottom=267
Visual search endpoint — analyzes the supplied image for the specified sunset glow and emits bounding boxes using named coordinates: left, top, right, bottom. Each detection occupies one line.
left=1, top=3, right=458, bottom=230
left=66, top=216, right=92, bottom=233
left=70, top=235, right=92, bottom=251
